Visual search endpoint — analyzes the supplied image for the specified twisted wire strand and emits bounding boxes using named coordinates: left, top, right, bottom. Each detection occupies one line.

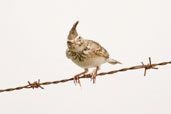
left=0, top=58, right=170, bottom=93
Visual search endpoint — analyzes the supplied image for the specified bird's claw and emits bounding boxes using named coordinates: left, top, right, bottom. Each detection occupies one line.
left=73, top=75, right=81, bottom=86
left=90, top=70, right=97, bottom=84
left=90, top=66, right=99, bottom=84
left=73, top=68, right=88, bottom=86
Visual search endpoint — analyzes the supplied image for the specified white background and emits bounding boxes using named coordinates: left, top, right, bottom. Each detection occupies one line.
left=0, top=0, right=171, bottom=114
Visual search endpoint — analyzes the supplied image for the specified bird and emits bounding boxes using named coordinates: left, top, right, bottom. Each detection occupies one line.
left=66, top=21, right=121, bottom=85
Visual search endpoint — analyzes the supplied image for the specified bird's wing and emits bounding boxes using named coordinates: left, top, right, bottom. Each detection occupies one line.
left=85, top=40, right=109, bottom=58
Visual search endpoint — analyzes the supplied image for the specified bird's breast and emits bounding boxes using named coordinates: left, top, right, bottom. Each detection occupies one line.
left=67, top=50, right=87, bottom=62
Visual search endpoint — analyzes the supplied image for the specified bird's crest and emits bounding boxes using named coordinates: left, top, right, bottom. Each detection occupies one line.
left=68, top=21, right=79, bottom=40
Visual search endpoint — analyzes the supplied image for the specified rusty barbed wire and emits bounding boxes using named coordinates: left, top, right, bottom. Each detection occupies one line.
left=28, top=79, right=44, bottom=89
left=0, top=57, right=170, bottom=93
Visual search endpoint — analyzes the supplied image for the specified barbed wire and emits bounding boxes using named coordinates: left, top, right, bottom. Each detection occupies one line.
left=0, top=57, right=170, bottom=93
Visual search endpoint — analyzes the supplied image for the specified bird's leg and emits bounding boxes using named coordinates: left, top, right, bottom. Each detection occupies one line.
left=73, top=68, right=88, bottom=86
left=91, top=66, right=100, bottom=84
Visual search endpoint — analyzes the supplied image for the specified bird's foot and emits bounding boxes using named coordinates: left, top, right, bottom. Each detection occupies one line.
left=73, top=68, right=88, bottom=86
left=73, top=74, right=81, bottom=86
left=91, top=70, right=97, bottom=84
left=90, top=66, right=99, bottom=84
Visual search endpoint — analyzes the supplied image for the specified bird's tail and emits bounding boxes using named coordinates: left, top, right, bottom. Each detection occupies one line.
left=107, top=58, right=122, bottom=65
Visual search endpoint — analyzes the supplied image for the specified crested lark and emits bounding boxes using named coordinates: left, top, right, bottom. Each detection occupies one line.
left=66, top=21, right=121, bottom=85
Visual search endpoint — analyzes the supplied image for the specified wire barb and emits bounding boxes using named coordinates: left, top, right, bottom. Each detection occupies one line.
left=141, top=57, right=159, bottom=76
left=28, top=79, right=44, bottom=89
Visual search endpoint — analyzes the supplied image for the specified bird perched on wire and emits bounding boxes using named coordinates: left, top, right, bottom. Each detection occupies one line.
left=66, top=21, right=121, bottom=85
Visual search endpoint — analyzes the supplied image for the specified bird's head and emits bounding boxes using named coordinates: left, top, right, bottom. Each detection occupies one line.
left=67, top=21, right=86, bottom=51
